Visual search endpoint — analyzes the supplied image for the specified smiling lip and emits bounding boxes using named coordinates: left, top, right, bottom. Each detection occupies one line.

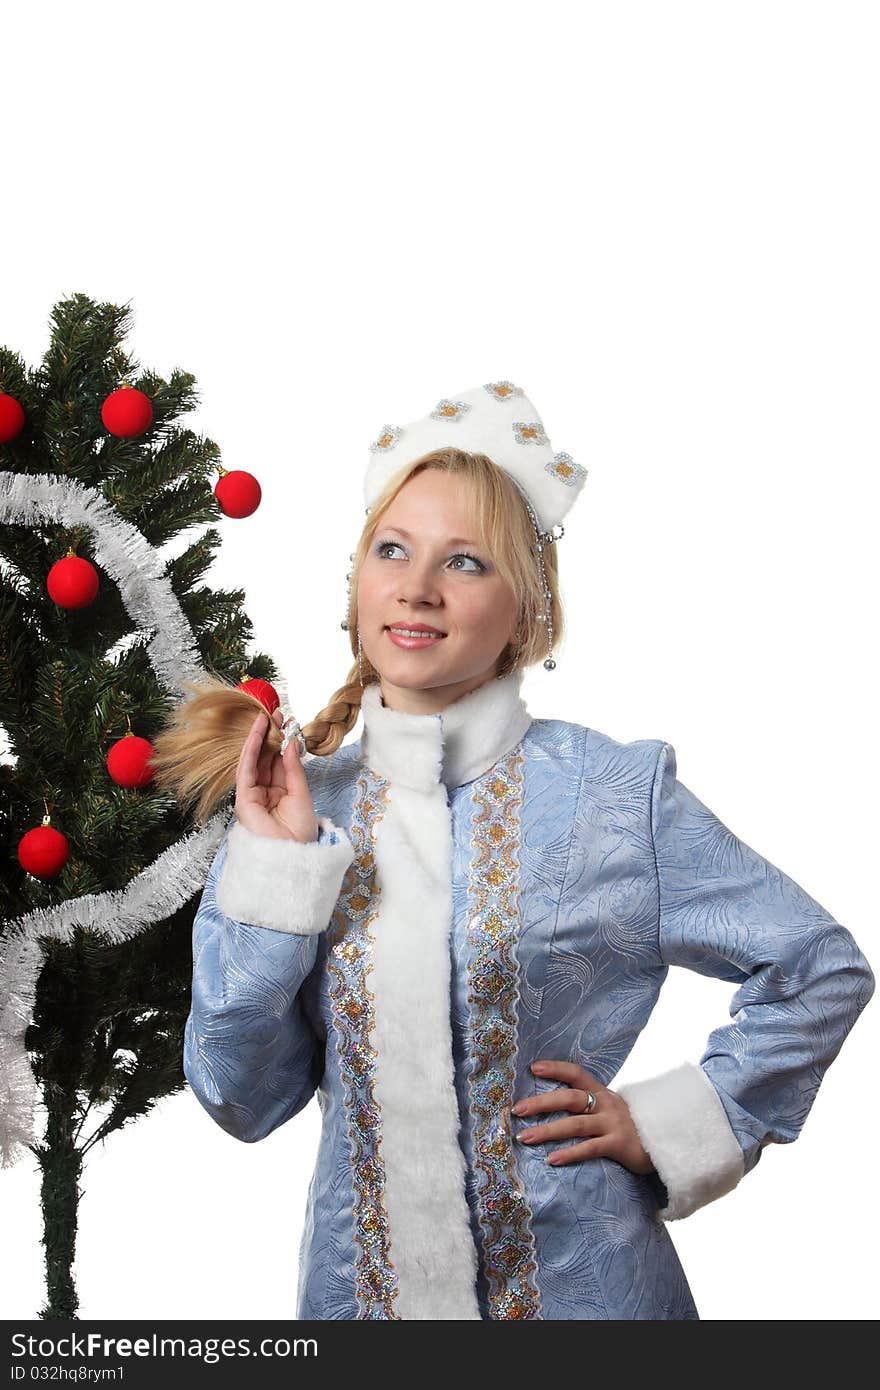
left=385, top=624, right=447, bottom=649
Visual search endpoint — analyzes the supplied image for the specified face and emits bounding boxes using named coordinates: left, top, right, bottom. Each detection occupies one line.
left=357, top=470, right=519, bottom=713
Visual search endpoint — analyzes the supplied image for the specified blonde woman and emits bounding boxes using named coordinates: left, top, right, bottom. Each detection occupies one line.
left=152, top=382, right=874, bottom=1321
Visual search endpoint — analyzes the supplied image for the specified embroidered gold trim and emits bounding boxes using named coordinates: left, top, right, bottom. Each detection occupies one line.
left=466, top=748, right=543, bottom=1319
left=326, top=772, right=400, bottom=1319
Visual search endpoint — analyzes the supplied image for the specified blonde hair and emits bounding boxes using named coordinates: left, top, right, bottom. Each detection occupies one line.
left=150, top=448, right=564, bottom=825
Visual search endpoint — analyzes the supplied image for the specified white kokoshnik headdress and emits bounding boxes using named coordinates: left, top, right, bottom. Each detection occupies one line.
left=363, top=380, right=587, bottom=534
left=282, top=380, right=589, bottom=756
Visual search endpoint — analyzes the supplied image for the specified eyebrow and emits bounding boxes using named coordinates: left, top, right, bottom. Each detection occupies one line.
left=379, top=525, right=482, bottom=548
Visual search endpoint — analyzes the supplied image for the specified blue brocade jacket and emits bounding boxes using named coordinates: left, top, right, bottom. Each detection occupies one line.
left=183, top=670, right=874, bottom=1320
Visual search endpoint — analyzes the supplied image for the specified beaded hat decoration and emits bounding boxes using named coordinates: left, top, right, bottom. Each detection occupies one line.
left=345, top=380, right=589, bottom=673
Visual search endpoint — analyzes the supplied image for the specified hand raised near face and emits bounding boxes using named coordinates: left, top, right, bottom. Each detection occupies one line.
left=233, top=708, right=319, bottom=843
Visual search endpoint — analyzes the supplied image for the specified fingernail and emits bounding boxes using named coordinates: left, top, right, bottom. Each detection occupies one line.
left=532, top=1062, right=548, bottom=1072
left=511, top=1102, right=523, bottom=1115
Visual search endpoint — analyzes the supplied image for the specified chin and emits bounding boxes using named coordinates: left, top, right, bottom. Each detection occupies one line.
left=380, top=667, right=446, bottom=689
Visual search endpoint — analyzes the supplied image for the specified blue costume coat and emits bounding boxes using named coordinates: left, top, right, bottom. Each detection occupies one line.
left=183, top=671, right=874, bottom=1319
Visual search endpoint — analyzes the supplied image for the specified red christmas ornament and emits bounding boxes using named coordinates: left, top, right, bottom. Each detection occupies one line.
left=106, top=732, right=156, bottom=788
left=46, top=550, right=100, bottom=609
left=0, top=392, right=26, bottom=443
left=237, top=678, right=280, bottom=714
left=18, top=820, right=71, bottom=879
left=100, top=385, right=154, bottom=438
left=214, top=468, right=262, bottom=518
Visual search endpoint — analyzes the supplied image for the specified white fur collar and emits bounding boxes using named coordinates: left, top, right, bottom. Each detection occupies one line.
left=359, top=670, right=532, bottom=791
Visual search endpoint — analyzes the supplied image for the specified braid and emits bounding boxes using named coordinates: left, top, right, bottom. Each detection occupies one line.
left=301, top=665, right=367, bottom=756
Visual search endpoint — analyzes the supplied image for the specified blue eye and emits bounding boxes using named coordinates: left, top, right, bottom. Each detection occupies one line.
left=374, top=539, right=486, bottom=573
left=450, top=552, right=486, bottom=573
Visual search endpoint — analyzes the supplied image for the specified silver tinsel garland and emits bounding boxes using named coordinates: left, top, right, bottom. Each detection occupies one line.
left=0, top=470, right=268, bottom=1167
left=0, top=470, right=204, bottom=692
left=0, top=814, right=229, bottom=1168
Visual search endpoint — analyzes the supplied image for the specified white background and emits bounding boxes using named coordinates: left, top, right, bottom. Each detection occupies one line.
left=2, top=0, right=877, bottom=1323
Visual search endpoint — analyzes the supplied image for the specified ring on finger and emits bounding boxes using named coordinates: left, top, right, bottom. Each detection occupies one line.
left=581, top=1090, right=597, bottom=1114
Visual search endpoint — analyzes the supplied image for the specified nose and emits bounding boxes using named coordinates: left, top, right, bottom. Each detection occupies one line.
left=396, top=558, right=444, bottom=608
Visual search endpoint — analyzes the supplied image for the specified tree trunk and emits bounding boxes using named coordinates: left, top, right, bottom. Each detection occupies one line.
left=35, top=1089, right=84, bottom=1319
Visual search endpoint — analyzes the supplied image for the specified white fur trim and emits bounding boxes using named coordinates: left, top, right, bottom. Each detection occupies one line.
left=368, top=779, right=481, bottom=1319
left=353, top=669, right=533, bottom=1315
left=216, top=817, right=355, bottom=936
left=360, top=669, right=531, bottom=791
left=616, top=1061, right=745, bottom=1220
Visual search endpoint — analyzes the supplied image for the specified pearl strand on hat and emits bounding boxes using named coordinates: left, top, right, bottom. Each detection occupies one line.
left=520, top=491, right=563, bottom=672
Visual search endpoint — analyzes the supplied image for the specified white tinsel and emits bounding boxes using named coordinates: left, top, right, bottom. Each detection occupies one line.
left=0, top=813, right=230, bottom=1168
left=0, top=470, right=255, bottom=1167
left=0, top=471, right=203, bottom=691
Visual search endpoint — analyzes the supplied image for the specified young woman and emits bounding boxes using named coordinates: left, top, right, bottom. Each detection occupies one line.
left=152, top=381, right=874, bottom=1321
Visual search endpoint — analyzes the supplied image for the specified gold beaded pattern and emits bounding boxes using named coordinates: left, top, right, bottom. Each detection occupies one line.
left=430, top=398, right=472, bottom=421
left=325, top=770, right=401, bottom=1319
left=466, top=749, right=543, bottom=1319
left=483, top=381, right=525, bottom=401
left=369, top=424, right=403, bottom=453
left=545, top=451, right=588, bottom=487
left=513, top=420, right=550, bottom=447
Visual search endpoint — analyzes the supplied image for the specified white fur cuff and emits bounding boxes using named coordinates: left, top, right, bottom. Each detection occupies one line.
left=616, top=1061, right=746, bottom=1220
left=216, top=817, right=355, bottom=936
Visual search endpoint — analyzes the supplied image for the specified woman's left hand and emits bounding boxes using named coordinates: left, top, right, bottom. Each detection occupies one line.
left=511, top=1059, right=654, bottom=1174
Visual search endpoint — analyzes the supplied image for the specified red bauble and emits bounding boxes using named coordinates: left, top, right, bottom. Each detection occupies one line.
left=214, top=469, right=262, bottom=518
left=18, top=824, right=71, bottom=879
left=100, top=386, right=154, bottom=438
left=47, top=553, right=100, bottom=609
left=0, top=392, right=26, bottom=443
left=237, top=678, right=280, bottom=714
left=106, top=733, right=156, bottom=788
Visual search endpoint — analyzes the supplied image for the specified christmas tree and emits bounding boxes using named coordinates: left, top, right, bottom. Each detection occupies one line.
left=0, top=292, right=281, bottom=1318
